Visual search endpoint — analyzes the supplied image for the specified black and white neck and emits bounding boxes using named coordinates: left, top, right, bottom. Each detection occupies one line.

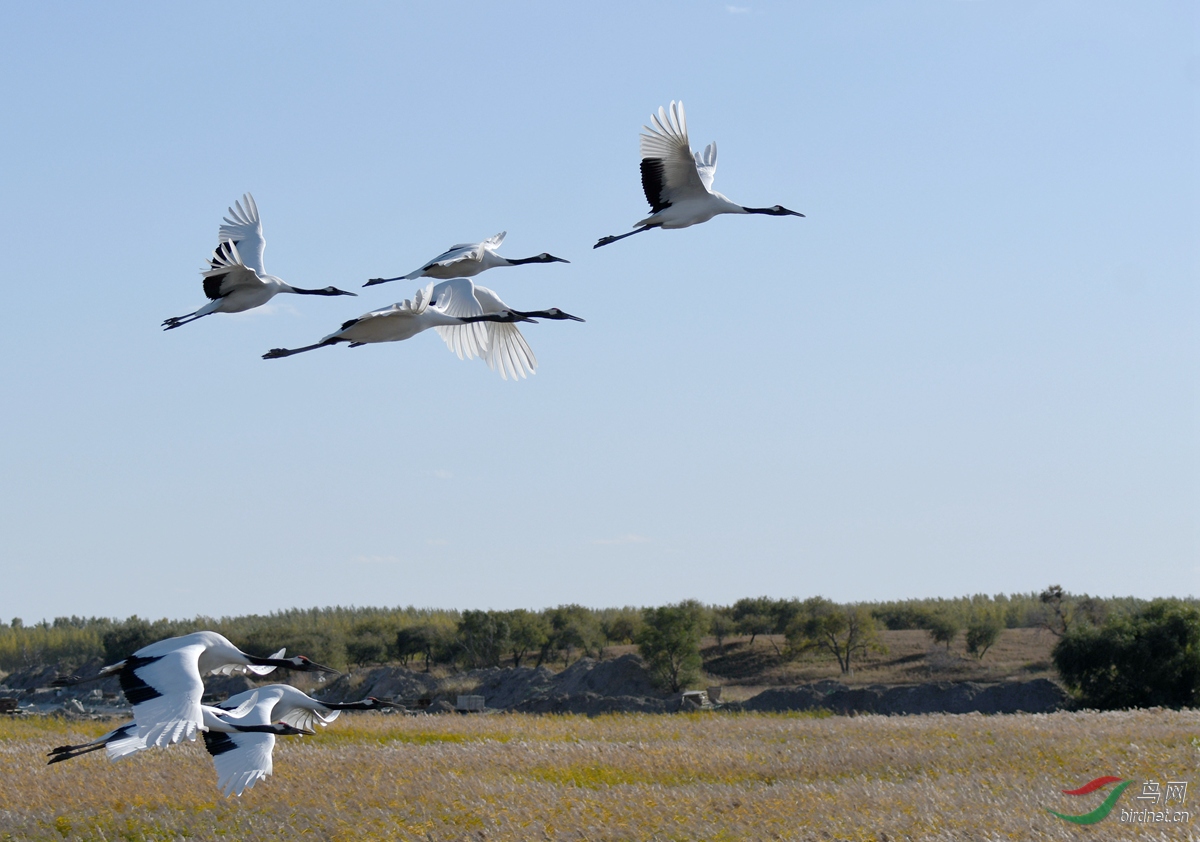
left=287, top=285, right=358, bottom=297
left=740, top=205, right=805, bottom=217
left=503, top=253, right=570, bottom=266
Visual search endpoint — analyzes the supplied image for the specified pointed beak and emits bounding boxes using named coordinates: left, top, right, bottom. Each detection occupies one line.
left=561, top=312, right=585, bottom=322
left=789, top=211, right=806, bottom=217
left=552, top=256, right=570, bottom=264
left=338, top=289, right=358, bottom=296
left=310, top=662, right=341, bottom=676
left=363, top=278, right=388, bottom=287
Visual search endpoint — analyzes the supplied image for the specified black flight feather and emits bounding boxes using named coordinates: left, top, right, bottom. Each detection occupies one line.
left=640, top=158, right=671, bottom=213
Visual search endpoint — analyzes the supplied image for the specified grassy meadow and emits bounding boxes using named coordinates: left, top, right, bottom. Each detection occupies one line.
left=1, top=709, right=1196, bottom=841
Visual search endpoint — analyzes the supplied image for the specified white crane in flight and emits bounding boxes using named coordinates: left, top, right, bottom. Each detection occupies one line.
left=365, top=231, right=568, bottom=286
left=594, top=101, right=804, bottom=248
left=50, top=631, right=338, bottom=748
left=163, top=194, right=356, bottom=329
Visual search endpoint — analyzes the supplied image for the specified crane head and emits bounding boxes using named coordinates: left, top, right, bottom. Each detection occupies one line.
left=290, top=655, right=340, bottom=675
left=541, top=308, right=584, bottom=322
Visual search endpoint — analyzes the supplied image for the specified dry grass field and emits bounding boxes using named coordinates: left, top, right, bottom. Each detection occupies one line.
left=1, top=708, right=1195, bottom=841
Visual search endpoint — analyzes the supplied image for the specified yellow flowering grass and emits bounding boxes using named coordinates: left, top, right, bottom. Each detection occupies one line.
left=1, top=709, right=1195, bottom=840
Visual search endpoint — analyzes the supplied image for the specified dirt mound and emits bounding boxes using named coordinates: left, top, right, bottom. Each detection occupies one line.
left=550, top=655, right=659, bottom=698
left=316, top=667, right=439, bottom=704
left=741, top=679, right=1069, bottom=715
left=469, top=666, right=556, bottom=709
left=1, top=664, right=75, bottom=693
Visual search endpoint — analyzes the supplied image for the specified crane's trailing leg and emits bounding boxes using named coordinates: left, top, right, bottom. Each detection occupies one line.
left=593, top=227, right=652, bottom=249
left=162, top=312, right=211, bottom=330
left=262, top=339, right=340, bottom=359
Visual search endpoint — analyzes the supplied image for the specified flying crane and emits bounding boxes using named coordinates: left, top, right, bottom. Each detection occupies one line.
left=163, top=193, right=356, bottom=330
left=594, top=101, right=804, bottom=248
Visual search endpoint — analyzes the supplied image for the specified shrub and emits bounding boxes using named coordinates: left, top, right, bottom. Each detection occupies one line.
left=1053, top=600, right=1200, bottom=709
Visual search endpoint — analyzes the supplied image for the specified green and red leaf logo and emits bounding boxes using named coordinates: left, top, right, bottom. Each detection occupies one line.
left=1047, top=776, right=1132, bottom=825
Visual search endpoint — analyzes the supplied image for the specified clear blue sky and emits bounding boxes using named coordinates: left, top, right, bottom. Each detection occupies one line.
left=0, top=2, right=1195, bottom=623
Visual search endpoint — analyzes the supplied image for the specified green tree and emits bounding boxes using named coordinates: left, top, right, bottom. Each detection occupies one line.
left=505, top=610, right=549, bottom=668
left=787, top=598, right=885, bottom=675
left=965, top=615, right=1002, bottom=660
left=395, top=623, right=450, bottom=672
left=1039, top=584, right=1072, bottom=637
left=1053, top=600, right=1200, bottom=710
left=456, top=610, right=510, bottom=669
left=346, top=618, right=396, bottom=666
left=636, top=600, right=706, bottom=692
left=599, top=608, right=641, bottom=650
left=732, top=597, right=775, bottom=648
left=102, top=616, right=164, bottom=664
left=710, top=608, right=736, bottom=651
left=924, top=610, right=961, bottom=651
left=543, top=605, right=601, bottom=666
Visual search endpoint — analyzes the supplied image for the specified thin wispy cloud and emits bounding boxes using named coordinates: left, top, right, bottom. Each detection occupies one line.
left=432, top=469, right=454, bottom=480
left=593, top=534, right=652, bottom=546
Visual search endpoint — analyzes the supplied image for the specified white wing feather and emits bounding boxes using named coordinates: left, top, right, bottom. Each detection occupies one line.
left=217, top=193, right=266, bottom=277
left=423, top=243, right=482, bottom=267
left=128, top=646, right=206, bottom=747
left=694, top=141, right=718, bottom=192
left=485, top=323, right=537, bottom=380
left=431, top=278, right=489, bottom=361
left=480, top=231, right=506, bottom=251
left=102, top=724, right=148, bottom=761
left=211, top=649, right=284, bottom=677
left=471, top=285, right=535, bottom=380
left=278, top=705, right=339, bottom=732
left=639, top=101, right=710, bottom=202
left=202, top=240, right=266, bottom=298
left=210, top=731, right=275, bottom=797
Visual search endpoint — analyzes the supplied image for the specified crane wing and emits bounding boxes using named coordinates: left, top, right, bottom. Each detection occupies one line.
left=217, top=193, right=266, bottom=277
left=485, top=322, right=537, bottom=380
left=103, top=723, right=148, bottom=761
left=278, top=705, right=339, bottom=732
left=639, top=101, right=709, bottom=212
left=694, top=141, right=718, bottom=193
left=202, top=240, right=267, bottom=300
left=211, top=649, right=285, bottom=677
left=431, top=278, right=489, bottom=361
left=122, top=647, right=206, bottom=748
left=480, top=231, right=506, bottom=252
left=429, top=243, right=482, bottom=265
left=466, top=284, right=535, bottom=380
left=203, top=730, right=275, bottom=797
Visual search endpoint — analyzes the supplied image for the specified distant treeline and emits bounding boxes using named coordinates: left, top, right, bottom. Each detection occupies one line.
left=0, top=590, right=1177, bottom=675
